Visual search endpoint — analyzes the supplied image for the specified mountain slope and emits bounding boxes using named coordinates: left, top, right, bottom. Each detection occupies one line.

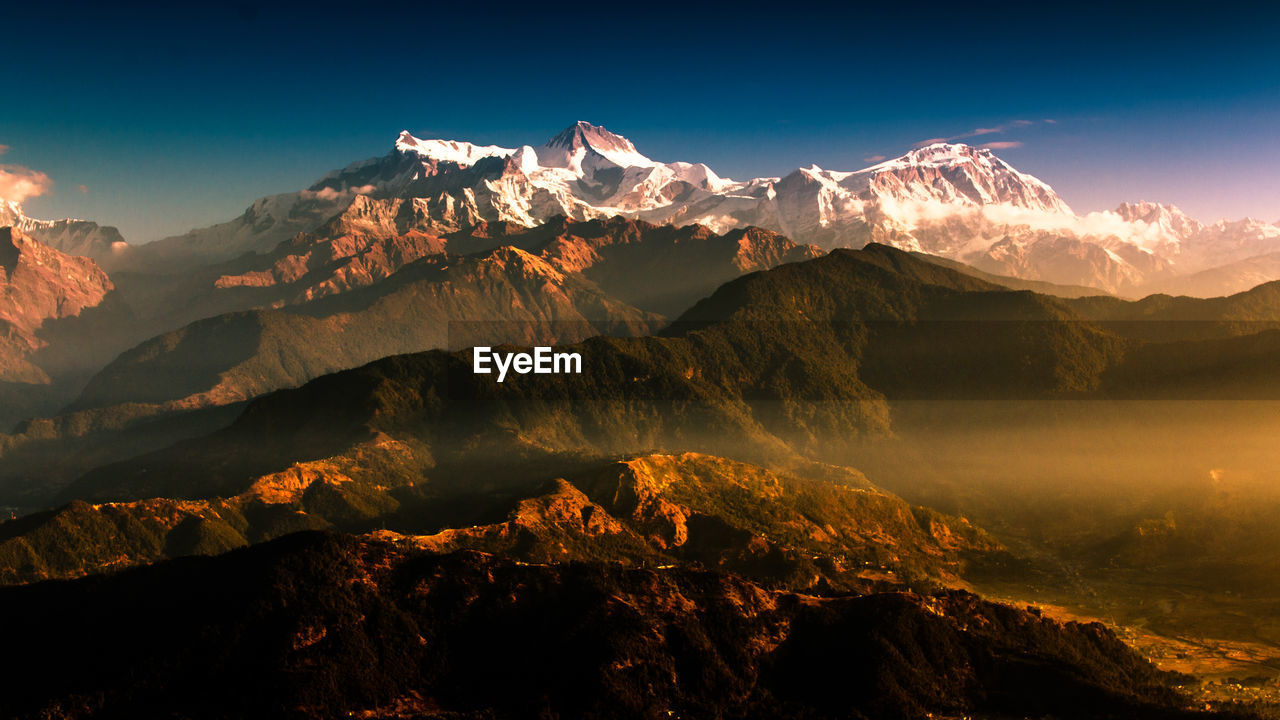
left=71, top=237, right=1280, bottom=508
left=123, top=188, right=357, bottom=271
left=57, top=216, right=815, bottom=416
left=0, top=451, right=997, bottom=590
left=409, top=452, right=998, bottom=591
left=450, top=215, right=822, bottom=315
left=1153, top=251, right=1280, bottom=298
left=1067, top=279, right=1280, bottom=344
left=910, top=250, right=1110, bottom=298
left=1, top=198, right=128, bottom=266
left=0, top=531, right=1211, bottom=719
left=64, top=245, right=1126, bottom=503
left=0, top=219, right=817, bottom=504
left=211, top=212, right=821, bottom=317
left=0, top=227, right=114, bottom=384
left=68, top=246, right=662, bottom=415
left=51, top=242, right=1280, bottom=507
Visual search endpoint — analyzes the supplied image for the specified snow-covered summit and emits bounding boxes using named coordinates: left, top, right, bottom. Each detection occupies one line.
left=538, top=121, right=657, bottom=170
left=860, top=143, right=1071, bottom=213
left=0, top=197, right=128, bottom=264
left=863, top=142, right=992, bottom=170
left=393, top=131, right=514, bottom=166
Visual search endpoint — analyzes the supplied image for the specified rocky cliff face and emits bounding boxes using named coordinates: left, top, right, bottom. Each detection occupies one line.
left=411, top=452, right=999, bottom=592
left=0, top=227, right=113, bottom=383
left=208, top=211, right=819, bottom=316
left=2, top=199, right=128, bottom=268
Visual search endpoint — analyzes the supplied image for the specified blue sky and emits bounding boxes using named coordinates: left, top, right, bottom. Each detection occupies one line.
left=3, top=2, right=1278, bottom=241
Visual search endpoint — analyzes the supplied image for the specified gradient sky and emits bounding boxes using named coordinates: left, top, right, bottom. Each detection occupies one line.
left=3, top=1, right=1278, bottom=242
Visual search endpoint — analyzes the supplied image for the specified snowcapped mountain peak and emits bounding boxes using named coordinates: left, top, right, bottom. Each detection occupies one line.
left=393, top=131, right=514, bottom=167
left=1113, top=201, right=1203, bottom=234
left=2, top=198, right=23, bottom=226
left=545, top=121, right=635, bottom=153
left=0, top=197, right=127, bottom=264
left=859, top=142, right=1072, bottom=214
left=540, top=121, right=655, bottom=169
left=868, top=142, right=992, bottom=170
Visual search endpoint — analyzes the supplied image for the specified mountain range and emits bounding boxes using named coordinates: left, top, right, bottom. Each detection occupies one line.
left=0, top=199, right=127, bottom=266
left=28, top=121, right=1260, bottom=296
left=4, top=121, right=1278, bottom=434
left=4, top=121, right=1280, bottom=717
left=10, top=122, right=1279, bottom=298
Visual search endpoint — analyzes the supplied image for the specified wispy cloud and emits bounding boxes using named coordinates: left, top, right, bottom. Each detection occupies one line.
left=77, top=184, right=90, bottom=194
left=911, top=137, right=951, bottom=148
left=912, top=119, right=1053, bottom=148
left=0, top=145, right=9, bottom=156
left=0, top=164, right=54, bottom=204
left=862, top=154, right=886, bottom=163
left=979, top=141, right=1023, bottom=150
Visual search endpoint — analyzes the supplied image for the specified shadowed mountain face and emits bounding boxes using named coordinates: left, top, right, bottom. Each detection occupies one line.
left=61, top=242, right=1280, bottom=507
left=28, top=247, right=1050, bottom=506
left=0, top=247, right=661, bottom=497
left=0, top=228, right=113, bottom=384
left=15, top=223, right=1280, bottom=510
left=445, top=215, right=822, bottom=316
left=0, top=216, right=816, bottom=498
left=0, top=531, right=1210, bottom=720
left=70, top=245, right=662, bottom=414
left=208, top=212, right=821, bottom=317
left=0, top=228, right=125, bottom=427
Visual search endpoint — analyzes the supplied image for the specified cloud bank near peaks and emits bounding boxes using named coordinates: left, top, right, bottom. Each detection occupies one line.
left=0, top=144, right=56, bottom=204
left=0, top=164, right=54, bottom=204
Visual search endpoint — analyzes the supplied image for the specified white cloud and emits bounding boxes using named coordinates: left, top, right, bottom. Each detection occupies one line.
left=0, top=164, right=54, bottom=204
left=305, top=184, right=377, bottom=201
left=914, top=119, right=1056, bottom=149
left=980, top=141, right=1023, bottom=150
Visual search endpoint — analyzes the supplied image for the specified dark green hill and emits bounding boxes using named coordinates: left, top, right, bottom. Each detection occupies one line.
left=1101, top=329, right=1280, bottom=398
left=673, top=244, right=1126, bottom=398
left=1068, top=280, right=1280, bottom=343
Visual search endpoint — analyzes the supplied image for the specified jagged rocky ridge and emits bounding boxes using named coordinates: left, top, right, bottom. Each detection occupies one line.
left=0, top=451, right=999, bottom=590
